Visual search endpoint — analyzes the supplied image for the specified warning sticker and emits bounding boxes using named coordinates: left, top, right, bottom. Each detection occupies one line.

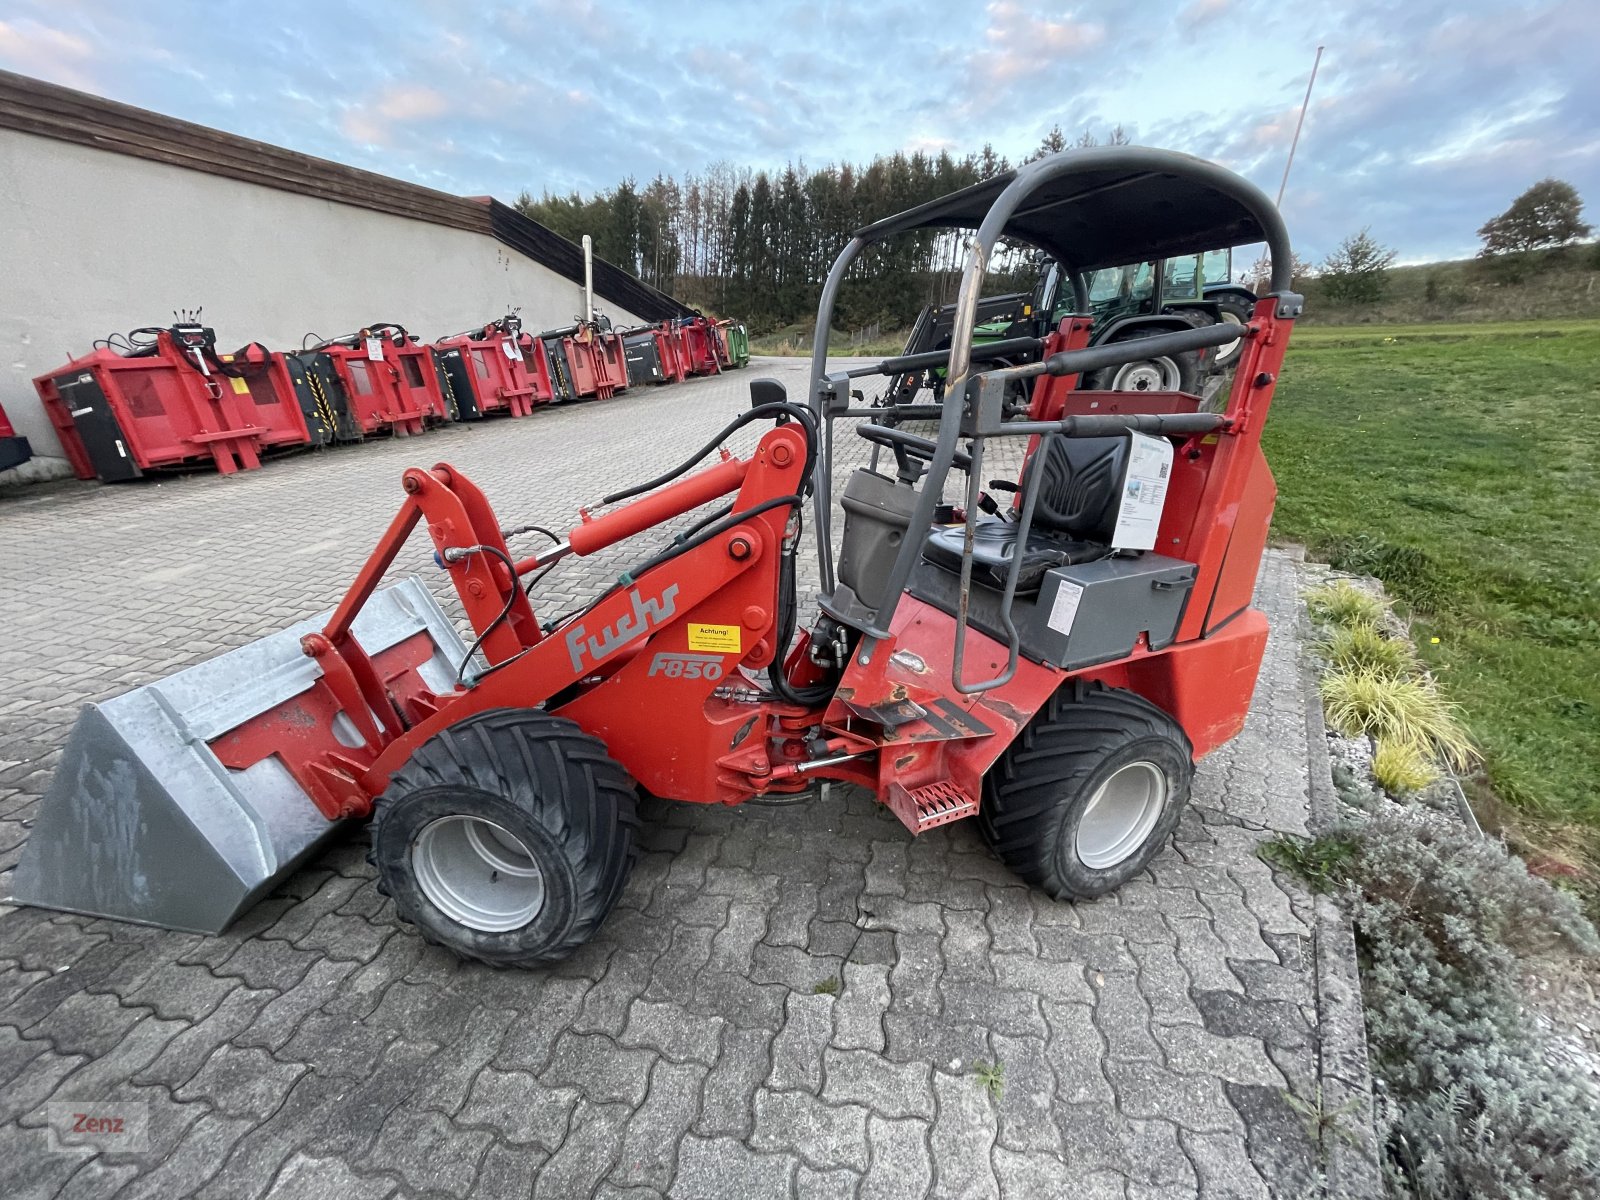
left=686, top=623, right=742, bottom=654
left=1047, top=580, right=1085, bottom=636
left=228, top=377, right=251, bottom=395
left=365, top=336, right=384, bottom=361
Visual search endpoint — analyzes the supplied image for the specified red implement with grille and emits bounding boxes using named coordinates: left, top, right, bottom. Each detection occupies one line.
left=435, top=315, right=547, bottom=418
left=317, top=328, right=429, bottom=437
left=33, top=323, right=300, bottom=480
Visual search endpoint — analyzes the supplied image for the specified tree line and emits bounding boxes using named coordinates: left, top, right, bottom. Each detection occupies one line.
left=515, top=126, right=1127, bottom=333
left=522, top=129, right=1592, bottom=327
left=1300, top=178, right=1593, bottom=307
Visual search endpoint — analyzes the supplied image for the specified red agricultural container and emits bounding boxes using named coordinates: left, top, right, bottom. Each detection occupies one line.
left=592, top=328, right=629, bottom=399
left=0, top=400, right=33, bottom=473
left=678, top=316, right=722, bottom=377
left=653, top=321, right=690, bottom=384
left=217, top=344, right=349, bottom=447
left=34, top=322, right=309, bottom=481
left=311, top=326, right=434, bottom=436
left=435, top=314, right=549, bottom=418
left=539, top=321, right=629, bottom=401
left=710, top=322, right=733, bottom=369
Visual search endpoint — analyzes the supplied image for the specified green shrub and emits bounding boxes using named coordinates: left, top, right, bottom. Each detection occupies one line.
left=1340, top=808, right=1600, bottom=1198
left=1260, top=832, right=1360, bottom=892
left=1325, top=536, right=1453, bottom=613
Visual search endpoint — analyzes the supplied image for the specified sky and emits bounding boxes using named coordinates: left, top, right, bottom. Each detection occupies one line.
left=1, top=0, right=1596, bottom=266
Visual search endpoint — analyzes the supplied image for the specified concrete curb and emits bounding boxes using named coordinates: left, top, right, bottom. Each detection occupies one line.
left=1295, top=559, right=1386, bottom=1198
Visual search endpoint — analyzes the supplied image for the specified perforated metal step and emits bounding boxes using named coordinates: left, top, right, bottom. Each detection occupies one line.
left=887, top=779, right=977, bottom=833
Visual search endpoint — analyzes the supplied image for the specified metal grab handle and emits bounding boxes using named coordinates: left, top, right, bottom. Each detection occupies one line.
left=861, top=335, right=1044, bottom=380
left=1041, top=321, right=1248, bottom=378
left=950, top=435, right=1051, bottom=696
left=1002, top=412, right=1231, bottom=439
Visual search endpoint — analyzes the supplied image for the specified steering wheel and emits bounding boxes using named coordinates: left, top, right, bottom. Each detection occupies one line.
left=856, top=423, right=971, bottom=483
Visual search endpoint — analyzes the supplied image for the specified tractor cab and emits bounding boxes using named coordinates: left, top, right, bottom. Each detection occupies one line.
left=1037, top=246, right=1241, bottom=327
left=890, top=241, right=1256, bottom=416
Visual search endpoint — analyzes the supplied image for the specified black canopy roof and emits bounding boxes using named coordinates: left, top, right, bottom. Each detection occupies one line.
left=852, top=146, right=1288, bottom=278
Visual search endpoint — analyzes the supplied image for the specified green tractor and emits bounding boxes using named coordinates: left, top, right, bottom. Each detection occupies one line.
left=881, top=248, right=1256, bottom=416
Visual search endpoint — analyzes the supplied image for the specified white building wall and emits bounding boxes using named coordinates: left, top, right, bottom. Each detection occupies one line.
left=0, top=129, right=646, bottom=475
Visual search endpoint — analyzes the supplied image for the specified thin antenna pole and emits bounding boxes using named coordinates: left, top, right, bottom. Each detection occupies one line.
left=1277, top=45, right=1324, bottom=208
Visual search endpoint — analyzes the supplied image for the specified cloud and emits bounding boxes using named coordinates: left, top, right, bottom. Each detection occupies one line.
left=0, top=0, right=1594, bottom=265
left=1179, top=0, right=1232, bottom=25
left=375, top=84, right=447, bottom=121
left=0, top=18, right=96, bottom=90
left=339, top=84, right=449, bottom=146
left=975, top=2, right=1106, bottom=87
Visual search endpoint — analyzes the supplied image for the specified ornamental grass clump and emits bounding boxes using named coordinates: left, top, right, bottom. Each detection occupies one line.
left=1371, top=735, right=1438, bottom=795
left=1319, top=620, right=1414, bottom=678
left=1306, top=579, right=1386, bottom=627
left=1319, top=667, right=1477, bottom=773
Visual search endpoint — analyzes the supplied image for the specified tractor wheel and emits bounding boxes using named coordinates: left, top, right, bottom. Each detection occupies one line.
left=1211, top=311, right=1246, bottom=368
left=368, top=708, right=637, bottom=967
left=1086, top=328, right=1201, bottom=395
left=1209, top=292, right=1255, bottom=368
left=979, top=685, right=1193, bottom=898
left=1211, top=291, right=1256, bottom=322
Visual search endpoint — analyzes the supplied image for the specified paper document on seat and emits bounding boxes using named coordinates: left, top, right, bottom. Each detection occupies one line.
left=1112, top=432, right=1174, bottom=550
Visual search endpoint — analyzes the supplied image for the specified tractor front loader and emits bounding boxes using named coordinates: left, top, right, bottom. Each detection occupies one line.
left=15, top=146, right=1301, bottom=966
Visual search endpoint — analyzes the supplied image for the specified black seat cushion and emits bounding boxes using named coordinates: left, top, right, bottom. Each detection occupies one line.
left=1027, top=435, right=1130, bottom=542
left=924, top=521, right=1107, bottom=594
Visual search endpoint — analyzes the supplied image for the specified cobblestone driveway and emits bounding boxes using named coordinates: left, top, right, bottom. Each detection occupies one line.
left=2, top=359, right=1330, bottom=1198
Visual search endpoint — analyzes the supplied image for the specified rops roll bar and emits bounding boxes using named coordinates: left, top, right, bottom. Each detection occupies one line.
left=805, top=145, right=1296, bottom=681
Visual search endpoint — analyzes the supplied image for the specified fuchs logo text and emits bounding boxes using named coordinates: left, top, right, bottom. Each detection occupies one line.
left=566, top=584, right=681, bottom=673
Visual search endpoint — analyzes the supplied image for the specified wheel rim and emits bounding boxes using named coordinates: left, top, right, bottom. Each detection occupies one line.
left=1110, top=356, right=1181, bottom=392
left=1074, top=762, right=1169, bottom=870
left=412, top=815, right=546, bottom=932
left=1212, top=312, right=1245, bottom=365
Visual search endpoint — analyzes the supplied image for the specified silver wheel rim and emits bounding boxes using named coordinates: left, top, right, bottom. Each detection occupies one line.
left=1212, top=312, right=1245, bottom=365
left=1110, top=356, right=1181, bottom=392
left=412, top=815, right=545, bottom=932
left=1075, top=762, right=1169, bottom=870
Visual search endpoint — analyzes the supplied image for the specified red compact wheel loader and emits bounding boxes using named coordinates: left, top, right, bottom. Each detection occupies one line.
left=15, top=147, right=1303, bottom=965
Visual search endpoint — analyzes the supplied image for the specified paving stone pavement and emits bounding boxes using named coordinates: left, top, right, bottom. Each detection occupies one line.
left=0, top=358, right=1333, bottom=1198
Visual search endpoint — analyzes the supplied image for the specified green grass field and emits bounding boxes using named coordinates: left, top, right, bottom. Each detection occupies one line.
left=1264, top=320, right=1600, bottom=856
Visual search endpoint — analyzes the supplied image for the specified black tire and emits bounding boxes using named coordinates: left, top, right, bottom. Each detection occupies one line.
left=368, top=708, right=637, bottom=967
left=1087, top=327, right=1201, bottom=394
left=1210, top=290, right=1256, bottom=322
left=979, top=684, right=1194, bottom=898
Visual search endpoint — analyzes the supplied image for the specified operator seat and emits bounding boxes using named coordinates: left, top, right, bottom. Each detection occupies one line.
left=922, top=434, right=1130, bottom=593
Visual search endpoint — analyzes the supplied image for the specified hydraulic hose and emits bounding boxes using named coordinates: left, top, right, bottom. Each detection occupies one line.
left=452, top=544, right=522, bottom=685
left=601, top=402, right=818, bottom=507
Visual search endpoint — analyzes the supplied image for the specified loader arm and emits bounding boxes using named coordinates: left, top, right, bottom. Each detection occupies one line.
left=348, top=422, right=810, bottom=794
